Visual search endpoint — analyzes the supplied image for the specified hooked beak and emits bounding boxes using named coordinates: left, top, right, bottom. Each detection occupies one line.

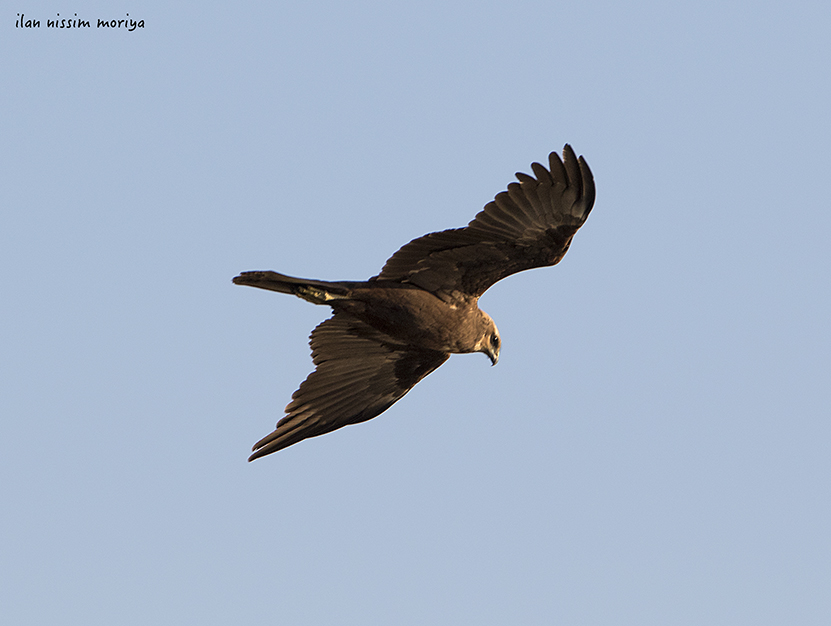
left=486, top=345, right=499, bottom=366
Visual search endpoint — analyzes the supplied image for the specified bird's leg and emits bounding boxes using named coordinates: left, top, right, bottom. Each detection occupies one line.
left=294, top=285, right=350, bottom=305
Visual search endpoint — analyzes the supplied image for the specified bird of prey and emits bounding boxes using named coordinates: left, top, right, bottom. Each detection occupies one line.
left=235, top=144, right=595, bottom=461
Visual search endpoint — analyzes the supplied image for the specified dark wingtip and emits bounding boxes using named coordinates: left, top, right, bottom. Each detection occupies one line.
left=248, top=442, right=271, bottom=462
left=247, top=425, right=293, bottom=461
left=248, top=435, right=272, bottom=462
left=578, top=155, right=596, bottom=213
left=561, top=144, right=596, bottom=214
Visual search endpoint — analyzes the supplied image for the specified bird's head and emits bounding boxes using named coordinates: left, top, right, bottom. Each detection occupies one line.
left=476, top=311, right=500, bottom=366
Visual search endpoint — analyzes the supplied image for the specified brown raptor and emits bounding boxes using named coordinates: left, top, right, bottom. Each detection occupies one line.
left=235, top=145, right=595, bottom=460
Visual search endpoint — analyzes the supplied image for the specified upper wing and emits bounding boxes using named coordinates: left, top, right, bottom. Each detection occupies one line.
left=249, top=312, right=449, bottom=460
left=373, top=145, right=595, bottom=302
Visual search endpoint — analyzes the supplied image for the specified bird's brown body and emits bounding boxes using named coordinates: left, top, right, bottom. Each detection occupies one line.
left=340, top=287, right=496, bottom=355
left=233, top=274, right=496, bottom=356
left=235, top=145, right=595, bottom=460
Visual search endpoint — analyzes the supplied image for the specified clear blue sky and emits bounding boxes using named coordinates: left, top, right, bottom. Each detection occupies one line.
left=2, top=1, right=829, bottom=624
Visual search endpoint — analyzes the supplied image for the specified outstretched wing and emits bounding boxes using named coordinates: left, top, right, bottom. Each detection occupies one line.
left=249, top=313, right=449, bottom=460
left=374, top=144, right=595, bottom=302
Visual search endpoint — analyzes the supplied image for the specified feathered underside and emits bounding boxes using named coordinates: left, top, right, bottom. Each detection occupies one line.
left=373, top=144, right=595, bottom=302
left=237, top=144, right=595, bottom=459
left=248, top=313, right=448, bottom=461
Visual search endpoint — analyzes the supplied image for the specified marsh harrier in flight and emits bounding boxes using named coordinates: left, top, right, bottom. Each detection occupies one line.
left=235, top=145, right=595, bottom=460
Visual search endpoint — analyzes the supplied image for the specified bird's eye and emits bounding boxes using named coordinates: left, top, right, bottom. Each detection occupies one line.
left=491, top=333, right=499, bottom=347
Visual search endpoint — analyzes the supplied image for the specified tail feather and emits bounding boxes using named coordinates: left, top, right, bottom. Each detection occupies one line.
left=233, top=271, right=351, bottom=303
